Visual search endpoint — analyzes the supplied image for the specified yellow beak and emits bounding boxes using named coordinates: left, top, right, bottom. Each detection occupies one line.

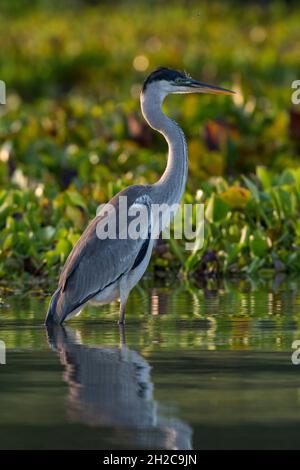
left=189, top=79, right=235, bottom=95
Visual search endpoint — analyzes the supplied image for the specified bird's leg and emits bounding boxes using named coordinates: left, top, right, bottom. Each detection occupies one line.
left=118, top=323, right=126, bottom=347
left=118, top=281, right=129, bottom=325
left=118, top=300, right=126, bottom=325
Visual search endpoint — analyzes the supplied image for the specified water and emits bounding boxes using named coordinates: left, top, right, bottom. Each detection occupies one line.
left=1, top=276, right=300, bottom=449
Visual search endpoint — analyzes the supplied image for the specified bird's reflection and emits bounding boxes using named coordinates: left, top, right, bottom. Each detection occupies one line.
left=46, top=325, right=192, bottom=450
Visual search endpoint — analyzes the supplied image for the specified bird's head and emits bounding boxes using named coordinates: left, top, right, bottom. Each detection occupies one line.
left=142, top=67, right=234, bottom=100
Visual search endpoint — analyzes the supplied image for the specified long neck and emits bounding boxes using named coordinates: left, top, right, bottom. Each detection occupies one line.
left=140, top=88, right=188, bottom=206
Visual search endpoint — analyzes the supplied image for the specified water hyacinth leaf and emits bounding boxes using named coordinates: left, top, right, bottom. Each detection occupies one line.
left=55, top=238, right=73, bottom=262
left=65, top=205, right=86, bottom=229
left=249, top=232, right=270, bottom=257
left=3, top=233, right=14, bottom=250
left=278, top=169, right=296, bottom=186
left=256, top=166, right=273, bottom=190
left=16, top=232, right=30, bottom=253
left=5, top=216, right=16, bottom=232
left=0, top=188, right=6, bottom=200
left=44, top=250, right=60, bottom=267
left=225, top=242, right=241, bottom=265
left=184, top=218, right=206, bottom=271
left=287, top=251, right=300, bottom=270
left=294, top=220, right=300, bottom=239
left=291, top=168, right=300, bottom=188
left=40, top=226, right=56, bottom=242
left=245, top=257, right=267, bottom=274
left=205, top=194, right=230, bottom=223
left=271, top=187, right=292, bottom=219
left=65, top=191, right=87, bottom=211
left=12, top=191, right=25, bottom=207
left=68, top=232, right=81, bottom=246
left=242, top=176, right=260, bottom=202
left=0, top=202, right=10, bottom=225
left=169, top=238, right=185, bottom=265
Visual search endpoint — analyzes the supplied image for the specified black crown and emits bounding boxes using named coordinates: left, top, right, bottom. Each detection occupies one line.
left=142, top=67, right=187, bottom=92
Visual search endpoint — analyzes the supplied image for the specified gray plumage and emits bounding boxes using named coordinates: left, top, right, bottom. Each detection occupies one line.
left=46, top=67, right=233, bottom=324
left=52, top=186, right=152, bottom=321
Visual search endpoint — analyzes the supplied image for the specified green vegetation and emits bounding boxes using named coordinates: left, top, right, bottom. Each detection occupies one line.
left=0, top=0, right=300, bottom=285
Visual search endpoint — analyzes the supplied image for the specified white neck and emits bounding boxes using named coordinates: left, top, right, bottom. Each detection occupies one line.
left=140, top=84, right=188, bottom=206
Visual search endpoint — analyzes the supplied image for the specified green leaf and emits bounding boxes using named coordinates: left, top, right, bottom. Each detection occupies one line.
left=40, top=226, right=56, bottom=242
left=242, top=176, right=260, bottom=202
left=278, top=169, right=295, bottom=186
left=226, top=243, right=241, bottom=265
left=205, top=194, right=229, bottom=223
left=55, top=238, right=73, bottom=263
left=271, top=187, right=292, bottom=218
left=169, top=238, right=185, bottom=265
left=65, top=191, right=87, bottom=211
left=256, top=166, right=273, bottom=190
left=3, top=233, right=14, bottom=250
left=249, top=232, right=269, bottom=257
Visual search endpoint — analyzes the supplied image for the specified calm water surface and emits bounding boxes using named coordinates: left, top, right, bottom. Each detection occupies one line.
left=1, top=277, right=300, bottom=449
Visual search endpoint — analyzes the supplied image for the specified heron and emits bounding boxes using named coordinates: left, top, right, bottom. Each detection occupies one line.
left=45, top=67, right=233, bottom=325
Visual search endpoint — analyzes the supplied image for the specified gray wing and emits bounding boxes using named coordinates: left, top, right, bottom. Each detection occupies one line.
left=55, top=186, right=152, bottom=319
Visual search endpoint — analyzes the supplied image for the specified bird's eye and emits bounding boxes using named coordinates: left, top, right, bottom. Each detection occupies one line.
left=174, top=77, right=184, bottom=84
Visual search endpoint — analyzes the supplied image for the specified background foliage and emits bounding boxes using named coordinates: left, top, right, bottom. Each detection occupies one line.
left=0, top=0, right=300, bottom=285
